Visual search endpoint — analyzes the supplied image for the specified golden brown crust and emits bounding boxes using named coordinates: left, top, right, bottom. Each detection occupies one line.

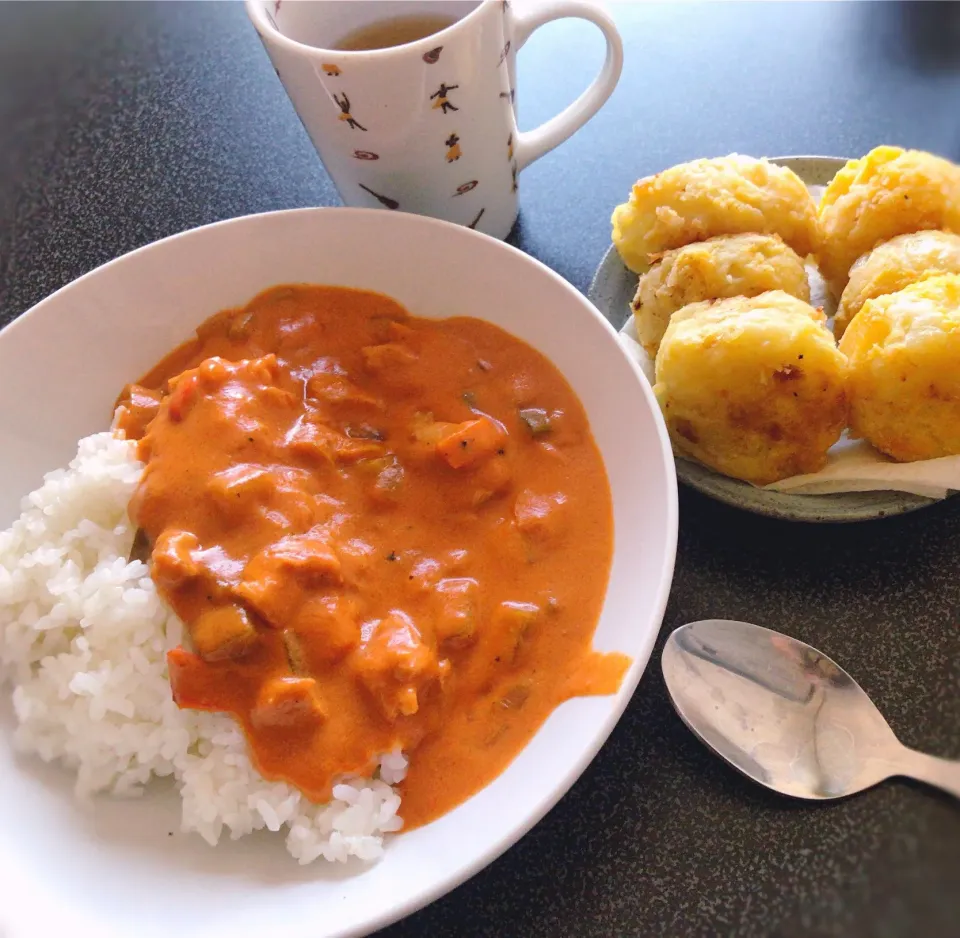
left=631, top=233, right=810, bottom=358
left=817, top=146, right=960, bottom=296
left=611, top=154, right=819, bottom=275
left=653, top=291, right=847, bottom=485
left=835, top=230, right=960, bottom=339
left=839, top=273, right=960, bottom=461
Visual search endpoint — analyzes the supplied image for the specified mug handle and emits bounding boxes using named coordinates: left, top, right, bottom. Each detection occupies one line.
left=512, top=0, right=623, bottom=171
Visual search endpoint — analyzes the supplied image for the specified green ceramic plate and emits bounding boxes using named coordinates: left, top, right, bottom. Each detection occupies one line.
left=588, top=155, right=943, bottom=523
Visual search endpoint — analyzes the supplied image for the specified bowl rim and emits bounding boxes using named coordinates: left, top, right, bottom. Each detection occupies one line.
left=0, top=205, right=679, bottom=938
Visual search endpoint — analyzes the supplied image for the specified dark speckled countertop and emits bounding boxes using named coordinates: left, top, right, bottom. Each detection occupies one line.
left=2, top=2, right=960, bottom=935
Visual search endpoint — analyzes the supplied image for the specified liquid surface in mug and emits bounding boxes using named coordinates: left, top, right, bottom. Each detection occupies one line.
left=333, top=13, right=457, bottom=51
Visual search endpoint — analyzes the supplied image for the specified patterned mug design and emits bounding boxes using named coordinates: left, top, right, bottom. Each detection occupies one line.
left=359, top=183, right=399, bottom=210
left=430, top=83, right=460, bottom=114
left=250, top=0, right=623, bottom=240
left=445, top=134, right=462, bottom=162
left=321, top=30, right=523, bottom=215
left=334, top=93, right=366, bottom=131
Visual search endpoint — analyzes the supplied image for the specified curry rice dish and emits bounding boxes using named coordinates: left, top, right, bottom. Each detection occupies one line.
left=0, top=284, right=626, bottom=864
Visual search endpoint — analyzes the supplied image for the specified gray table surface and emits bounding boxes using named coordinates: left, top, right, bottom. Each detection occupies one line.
left=2, top=1, right=960, bottom=935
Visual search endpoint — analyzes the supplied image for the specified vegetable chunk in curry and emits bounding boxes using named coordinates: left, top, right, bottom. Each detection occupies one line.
left=116, top=285, right=625, bottom=828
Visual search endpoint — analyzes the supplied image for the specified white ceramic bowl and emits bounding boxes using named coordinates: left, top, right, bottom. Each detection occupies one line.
left=0, top=208, right=677, bottom=938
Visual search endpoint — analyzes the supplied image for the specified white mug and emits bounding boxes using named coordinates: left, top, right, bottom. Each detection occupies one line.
left=245, top=0, right=622, bottom=239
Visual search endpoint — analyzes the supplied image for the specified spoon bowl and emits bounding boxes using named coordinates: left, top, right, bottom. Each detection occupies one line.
left=662, top=619, right=960, bottom=802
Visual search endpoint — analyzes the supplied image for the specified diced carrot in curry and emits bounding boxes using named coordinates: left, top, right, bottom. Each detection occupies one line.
left=167, top=646, right=221, bottom=710
left=436, top=416, right=506, bottom=469
left=166, top=372, right=200, bottom=423
left=410, top=412, right=455, bottom=447
left=126, top=284, right=624, bottom=829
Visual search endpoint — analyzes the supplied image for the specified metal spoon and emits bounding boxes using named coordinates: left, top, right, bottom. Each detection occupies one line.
left=661, top=618, right=960, bottom=801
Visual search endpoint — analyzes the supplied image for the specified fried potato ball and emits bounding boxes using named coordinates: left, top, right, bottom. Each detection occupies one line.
left=838, top=273, right=960, bottom=462
left=611, top=154, right=819, bottom=274
left=654, top=292, right=847, bottom=485
left=632, top=233, right=810, bottom=357
left=817, top=146, right=960, bottom=297
left=834, top=230, right=960, bottom=339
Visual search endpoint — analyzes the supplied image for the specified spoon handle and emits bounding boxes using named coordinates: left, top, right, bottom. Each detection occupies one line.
left=899, top=748, right=960, bottom=800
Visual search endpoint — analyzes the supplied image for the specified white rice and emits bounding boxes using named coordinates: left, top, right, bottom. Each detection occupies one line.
left=0, top=431, right=405, bottom=864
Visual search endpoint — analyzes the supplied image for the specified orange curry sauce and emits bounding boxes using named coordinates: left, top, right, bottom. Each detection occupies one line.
left=116, top=285, right=626, bottom=829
